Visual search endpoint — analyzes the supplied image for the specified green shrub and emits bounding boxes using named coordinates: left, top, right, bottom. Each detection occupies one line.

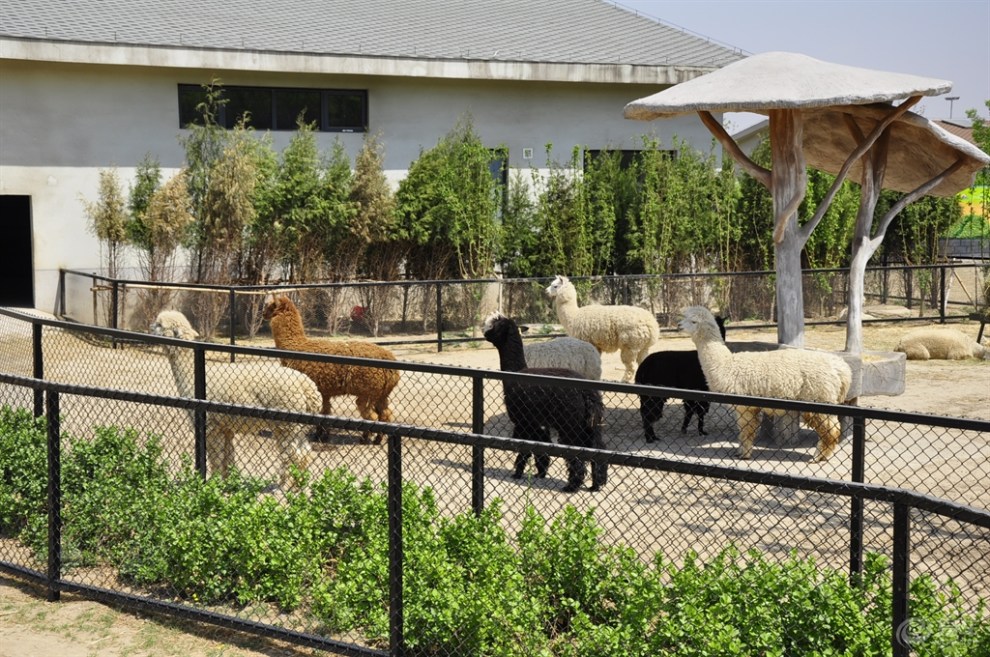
left=0, top=407, right=47, bottom=538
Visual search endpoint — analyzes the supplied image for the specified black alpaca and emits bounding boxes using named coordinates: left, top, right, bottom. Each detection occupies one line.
left=483, top=312, right=607, bottom=492
left=634, top=315, right=727, bottom=442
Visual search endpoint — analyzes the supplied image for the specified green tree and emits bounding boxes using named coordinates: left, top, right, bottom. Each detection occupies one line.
left=83, top=168, right=129, bottom=280
left=397, top=116, right=501, bottom=279
left=528, top=145, right=590, bottom=278
left=353, top=133, right=406, bottom=336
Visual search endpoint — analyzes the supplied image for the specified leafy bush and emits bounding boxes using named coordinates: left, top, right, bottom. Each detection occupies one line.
left=1, top=406, right=987, bottom=655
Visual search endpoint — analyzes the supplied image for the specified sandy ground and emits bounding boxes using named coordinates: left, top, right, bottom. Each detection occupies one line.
left=1, top=314, right=988, bottom=657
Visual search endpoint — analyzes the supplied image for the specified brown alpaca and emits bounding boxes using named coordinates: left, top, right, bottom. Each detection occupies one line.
left=262, top=295, right=400, bottom=444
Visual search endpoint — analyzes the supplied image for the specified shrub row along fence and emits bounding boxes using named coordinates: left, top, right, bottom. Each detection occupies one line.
left=1, top=309, right=988, bottom=656
left=58, top=262, right=989, bottom=350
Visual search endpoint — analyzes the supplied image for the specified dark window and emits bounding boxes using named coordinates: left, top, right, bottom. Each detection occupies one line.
left=326, top=91, right=367, bottom=132
left=224, top=87, right=272, bottom=129
left=275, top=89, right=321, bottom=130
left=178, top=84, right=367, bottom=132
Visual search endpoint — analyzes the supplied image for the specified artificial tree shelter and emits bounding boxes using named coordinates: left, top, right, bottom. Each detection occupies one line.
left=625, top=52, right=988, bottom=351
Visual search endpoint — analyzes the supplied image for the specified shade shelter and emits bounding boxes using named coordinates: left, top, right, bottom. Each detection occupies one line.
left=625, top=52, right=989, bottom=350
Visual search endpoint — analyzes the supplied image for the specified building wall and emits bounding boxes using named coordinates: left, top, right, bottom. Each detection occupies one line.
left=0, top=57, right=721, bottom=311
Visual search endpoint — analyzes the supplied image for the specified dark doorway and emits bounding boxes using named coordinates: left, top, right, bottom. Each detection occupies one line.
left=0, top=195, right=34, bottom=307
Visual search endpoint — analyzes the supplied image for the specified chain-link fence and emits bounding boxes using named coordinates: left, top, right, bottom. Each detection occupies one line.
left=59, top=262, right=989, bottom=348
left=1, top=309, right=988, bottom=656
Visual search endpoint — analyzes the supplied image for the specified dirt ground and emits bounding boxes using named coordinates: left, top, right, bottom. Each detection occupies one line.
left=1, top=315, right=988, bottom=657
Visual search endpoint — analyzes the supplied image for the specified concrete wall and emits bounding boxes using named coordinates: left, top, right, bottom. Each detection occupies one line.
left=0, top=58, right=722, bottom=312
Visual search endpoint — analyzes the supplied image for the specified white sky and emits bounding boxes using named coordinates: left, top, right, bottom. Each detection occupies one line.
left=615, top=0, right=990, bottom=132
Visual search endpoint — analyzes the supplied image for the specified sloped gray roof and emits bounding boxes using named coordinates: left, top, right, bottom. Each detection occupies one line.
left=0, top=0, right=744, bottom=70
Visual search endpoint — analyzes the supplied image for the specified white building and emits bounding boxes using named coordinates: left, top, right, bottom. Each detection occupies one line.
left=0, top=0, right=744, bottom=311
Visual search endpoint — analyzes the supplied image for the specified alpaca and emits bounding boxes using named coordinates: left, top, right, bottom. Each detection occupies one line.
left=545, top=275, right=659, bottom=382
left=262, top=295, right=400, bottom=444
left=895, top=327, right=988, bottom=360
left=678, top=306, right=852, bottom=462
left=523, top=335, right=602, bottom=381
left=483, top=311, right=607, bottom=492
left=635, top=315, right=727, bottom=441
left=150, top=310, right=320, bottom=486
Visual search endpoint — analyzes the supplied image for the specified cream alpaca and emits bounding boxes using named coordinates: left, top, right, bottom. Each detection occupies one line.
left=545, top=275, right=659, bottom=382
left=679, top=306, right=852, bottom=463
left=895, top=327, right=988, bottom=360
left=151, top=310, right=319, bottom=486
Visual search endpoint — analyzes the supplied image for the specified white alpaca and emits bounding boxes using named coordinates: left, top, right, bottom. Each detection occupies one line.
left=895, top=327, right=988, bottom=360
left=545, top=275, right=659, bottom=382
left=151, top=310, right=321, bottom=486
left=524, top=336, right=602, bottom=380
left=679, top=306, right=852, bottom=462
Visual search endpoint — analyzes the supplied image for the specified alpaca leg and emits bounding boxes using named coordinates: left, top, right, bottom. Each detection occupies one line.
left=355, top=396, right=380, bottom=444
left=274, top=425, right=312, bottom=488
left=589, top=426, right=608, bottom=492
left=640, top=396, right=665, bottom=443
left=315, top=396, right=334, bottom=440
left=735, top=406, right=761, bottom=459
left=680, top=400, right=696, bottom=434
left=563, top=457, right=587, bottom=492
left=533, top=426, right=552, bottom=478
left=695, top=401, right=711, bottom=436
left=373, top=398, right=393, bottom=445
left=803, top=412, right=841, bottom=462
left=511, top=425, right=532, bottom=479
left=620, top=348, right=636, bottom=382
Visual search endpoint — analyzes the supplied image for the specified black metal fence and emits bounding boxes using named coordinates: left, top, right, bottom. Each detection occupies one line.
left=1, top=309, right=988, bottom=656
left=58, top=262, right=989, bottom=351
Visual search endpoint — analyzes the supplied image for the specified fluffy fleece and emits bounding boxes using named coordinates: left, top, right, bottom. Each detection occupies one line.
left=679, top=306, right=852, bottom=463
left=894, top=327, right=988, bottom=360
left=483, top=311, right=607, bottom=492
left=635, top=315, right=726, bottom=441
left=523, top=336, right=602, bottom=381
left=263, top=295, right=400, bottom=445
left=546, top=275, right=659, bottom=382
left=151, top=310, right=319, bottom=486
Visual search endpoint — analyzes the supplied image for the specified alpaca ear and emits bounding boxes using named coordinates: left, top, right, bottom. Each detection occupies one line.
left=520, top=325, right=530, bottom=334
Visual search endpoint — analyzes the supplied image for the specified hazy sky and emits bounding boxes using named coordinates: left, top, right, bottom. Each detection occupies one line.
left=616, top=0, right=989, bottom=132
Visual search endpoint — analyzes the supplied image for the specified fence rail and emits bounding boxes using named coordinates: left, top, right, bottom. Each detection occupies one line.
left=1, top=308, right=988, bottom=656
left=58, top=262, right=989, bottom=351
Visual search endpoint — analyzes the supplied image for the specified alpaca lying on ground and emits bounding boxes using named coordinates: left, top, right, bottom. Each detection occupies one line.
left=483, top=311, right=607, bottom=492
left=524, top=335, right=602, bottom=381
left=263, top=295, right=400, bottom=445
left=545, top=275, right=659, bottom=382
left=679, top=306, right=852, bottom=462
left=895, top=326, right=988, bottom=360
left=151, top=310, right=320, bottom=487
left=635, top=314, right=726, bottom=441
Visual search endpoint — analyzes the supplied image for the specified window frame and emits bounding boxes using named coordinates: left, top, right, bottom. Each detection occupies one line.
left=178, top=84, right=368, bottom=133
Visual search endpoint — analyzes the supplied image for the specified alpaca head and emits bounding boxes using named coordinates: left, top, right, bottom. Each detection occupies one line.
left=262, top=295, right=297, bottom=321
left=545, top=275, right=573, bottom=300
left=482, top=311, right=520, bottom=347
left=679, top=306, right=722, bottom=342
left=150, top=310, right=198, bottom=340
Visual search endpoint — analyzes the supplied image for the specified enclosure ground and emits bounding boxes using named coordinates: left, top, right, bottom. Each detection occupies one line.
left=1, top=317, right=987, bottom=657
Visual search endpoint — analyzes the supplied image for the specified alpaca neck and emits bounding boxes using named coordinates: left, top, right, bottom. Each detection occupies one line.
left=271, top=313, right=305, bottom=348
left=693, top=332, right=731, bottom=382
left=496, top=336, right=527, bottom=372
left=554, top=291, right=578, bottom=329
left=163, top=345, right=197, bottom=398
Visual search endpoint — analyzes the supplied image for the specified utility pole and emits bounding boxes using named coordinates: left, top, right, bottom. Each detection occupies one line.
left=946, top=96, right=960, bottom=119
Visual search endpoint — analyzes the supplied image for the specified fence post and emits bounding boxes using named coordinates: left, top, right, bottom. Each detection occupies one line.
left=229, top=288, right=237, bottom=362
left=939, top=266, right=947, bottom=324
left=32, top=323, right=44, bottom=418
left=892, top=502, right=910, bottom=657
left=388, top=432, right=404, bottom=657
left=194, top=346, right=208, bottom=478
left=471, top=376, right=485, bottom=516
left=58, top=269, right=66, bottom=317
left=46, top=389, right=62, bottom=602
left=436, top=283, right=443, bottom=353
left=849, top=415, right=866, bottom=581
